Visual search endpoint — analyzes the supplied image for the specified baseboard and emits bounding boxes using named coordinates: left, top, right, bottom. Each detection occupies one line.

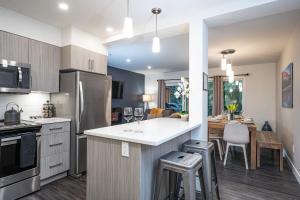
left=40, top=172, right=68, bottom=186
left=283, top=149, right=300, bottom=184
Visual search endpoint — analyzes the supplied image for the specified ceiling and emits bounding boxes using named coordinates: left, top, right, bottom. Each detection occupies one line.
left=208, top=9, right=300, bottom=68
left=1, top=0, right=300, bottom=74
left=108, top=33, right=189, bottom=74
left=108, top=9, right=300, bottom=74
left=0, top=0, right=279, bottom=41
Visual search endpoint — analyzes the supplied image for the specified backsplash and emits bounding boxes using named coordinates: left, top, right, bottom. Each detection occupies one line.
left=0, top=92, right=50, bottom=120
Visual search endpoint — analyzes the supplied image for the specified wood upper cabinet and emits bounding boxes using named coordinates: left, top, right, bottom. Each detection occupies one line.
left=0, top=30, right=29, bottom=63
left=29, top=40, right=60, bottom=93
left=62, top=45, right=107, bottom=75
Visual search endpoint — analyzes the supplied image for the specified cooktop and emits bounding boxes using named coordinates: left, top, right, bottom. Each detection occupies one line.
left=0, top=120, right=42, bottom=134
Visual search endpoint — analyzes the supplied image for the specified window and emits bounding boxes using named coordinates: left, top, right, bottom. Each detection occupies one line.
left=223, top=79, right=243, bottom=114
left=165, top=85, right=182, bottom=112
left=208, top=80, right=214, bottom=116
left=208, top=78, right=244, bottom=116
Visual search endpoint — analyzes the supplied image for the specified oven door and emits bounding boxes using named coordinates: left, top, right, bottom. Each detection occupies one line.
left=0, top=64, right=18, bottom=92
left=0, top=134, right=40, bottom=188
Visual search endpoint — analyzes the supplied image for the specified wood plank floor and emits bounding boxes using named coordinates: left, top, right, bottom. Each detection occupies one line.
left=21, top=149, right=300, bottom=200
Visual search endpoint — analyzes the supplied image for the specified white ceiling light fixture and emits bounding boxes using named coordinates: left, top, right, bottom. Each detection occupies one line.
left=58, top=2, right=69, bottom=11
left=221, top=55, right=227, bottom=71
left=221, top=49, right=235, bottom=73
left=226, top=63, right=232, bottom=76
left=123, top=0, right=133, bottom=38
left=229, top=70, right=235, bottom=83
left=152, top=8, right=162, bottom=53
left=147, top=65, right=152, bottom=69
left=126, top=58, right=131, bottom=63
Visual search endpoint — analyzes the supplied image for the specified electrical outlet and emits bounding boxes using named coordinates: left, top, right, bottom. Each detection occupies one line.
left=122, top=142, right=129, bottom=157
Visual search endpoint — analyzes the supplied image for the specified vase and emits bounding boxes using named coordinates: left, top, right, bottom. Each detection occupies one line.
left=262, top=121, right=273, bottom=132
left=230, top=113, right=234, bottom=120
left=181, top=114, right=189, bottom=121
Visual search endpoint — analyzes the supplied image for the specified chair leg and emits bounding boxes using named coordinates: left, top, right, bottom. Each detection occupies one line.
left=169, top=171, right=177, bottom=200
left=280, top=148, right=283, bottom=172
left=198, top=167, right=206, bottom=200
left=211, top=152, right=220, bottom=200
left=257, top=145, right=260, bottom=168
left=216, top=139, right=223, bottom=160
left=242, top=145, right=249, bottom=170
left=182, top=171, right=196, bottom=200
left=223, top=143, right=230, bottom=166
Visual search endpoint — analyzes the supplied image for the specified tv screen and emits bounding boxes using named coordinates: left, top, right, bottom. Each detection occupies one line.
left=112, top=81, right=124, bottom=99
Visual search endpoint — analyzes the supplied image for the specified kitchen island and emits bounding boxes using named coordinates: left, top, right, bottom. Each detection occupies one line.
left=84, top=118, right=201, bottom=200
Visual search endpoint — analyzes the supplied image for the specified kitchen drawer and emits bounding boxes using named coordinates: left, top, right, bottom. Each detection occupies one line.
left=41, top=132, right=70, bottom=157
left=41, top=152, right=70, bottom=180
left=41, top=122, right=70, bottom=135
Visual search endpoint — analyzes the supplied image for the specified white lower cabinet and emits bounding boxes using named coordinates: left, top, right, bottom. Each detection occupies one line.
left=40, top=122, right=70, bottom=183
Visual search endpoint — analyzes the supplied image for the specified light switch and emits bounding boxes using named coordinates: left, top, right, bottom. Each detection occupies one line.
left=122, top=142, right=129, bottom=157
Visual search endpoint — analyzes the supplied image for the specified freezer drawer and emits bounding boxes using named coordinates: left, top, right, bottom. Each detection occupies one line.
left=76, top=134, right=87, bottom=174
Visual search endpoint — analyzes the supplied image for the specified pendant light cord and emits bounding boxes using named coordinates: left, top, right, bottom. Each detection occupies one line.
left=155, top=13, right=158, bottom=36
left=127, top=0, right=129, bottom=17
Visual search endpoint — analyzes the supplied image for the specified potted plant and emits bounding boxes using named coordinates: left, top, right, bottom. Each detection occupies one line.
left=180, top=111, right=189, bottom=121
left=226, top=103, right=238, bottom=120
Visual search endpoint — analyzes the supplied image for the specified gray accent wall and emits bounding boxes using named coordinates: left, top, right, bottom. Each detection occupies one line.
left=108, top=66, right=145, bottom=109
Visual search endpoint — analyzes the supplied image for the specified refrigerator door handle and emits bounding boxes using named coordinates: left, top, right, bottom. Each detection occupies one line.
left=79, top=81, right=84, bottom=121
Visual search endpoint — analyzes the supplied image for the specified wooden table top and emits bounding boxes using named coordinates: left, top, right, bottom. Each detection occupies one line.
left=208, top=119, right=257, bottom=130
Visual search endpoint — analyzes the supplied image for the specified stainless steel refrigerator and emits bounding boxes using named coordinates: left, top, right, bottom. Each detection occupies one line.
left=51, top=70, right=111, bottom=175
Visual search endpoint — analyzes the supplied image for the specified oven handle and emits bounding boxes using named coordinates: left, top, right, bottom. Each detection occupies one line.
left=1, top=136, right=21, bottom=146
left=0, top=135, right=40, bottom=146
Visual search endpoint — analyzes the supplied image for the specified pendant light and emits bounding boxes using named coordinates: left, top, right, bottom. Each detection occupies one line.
left=226, top=63, right=232, bottom=76
left=221, top=49, right=235, bottom=73
left=229, top=70, right=234, bottom=83
left=152, top=8, right=162, bottom=53
left=221, top=55, right=227, bottom=71
left=123, top=0, right=133, bottom=38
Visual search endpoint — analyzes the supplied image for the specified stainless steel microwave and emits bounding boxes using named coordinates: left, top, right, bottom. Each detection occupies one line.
left=0, top=59, right=31, bottom=93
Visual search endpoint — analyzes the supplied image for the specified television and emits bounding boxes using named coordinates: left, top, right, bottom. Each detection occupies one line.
left=112, top=81, right=124, bottom=99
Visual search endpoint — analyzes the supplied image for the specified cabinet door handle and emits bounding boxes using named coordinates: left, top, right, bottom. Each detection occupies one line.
left=49, top=162, right=63, bottom=169
left=49, top=142, right=63, bottom=147
left=88, top=59, right=91, bottom=70
left=49, top=127, right=63, bottom=131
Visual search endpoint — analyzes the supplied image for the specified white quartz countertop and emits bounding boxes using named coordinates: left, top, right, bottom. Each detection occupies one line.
left=23, top=117, right=71, bottom=124
left=84, top=118, right=201, bottom=146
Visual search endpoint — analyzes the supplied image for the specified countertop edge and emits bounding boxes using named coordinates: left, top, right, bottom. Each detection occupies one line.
left=84, top=122, right=201, bottom=146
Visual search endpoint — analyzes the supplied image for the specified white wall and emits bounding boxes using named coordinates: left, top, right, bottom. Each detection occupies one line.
left=0, top=6, right=108, bottom=55
left=145, top=70, right=188, bottom=108
left=0, top=6, right=61, bottom=46
left=61, top=26, right=108, bottom=55
left=277, top=21, right=300, bottom=182
left=209, top=63, right=277, bottom=130
left=0, top=92, right=50, bottom=119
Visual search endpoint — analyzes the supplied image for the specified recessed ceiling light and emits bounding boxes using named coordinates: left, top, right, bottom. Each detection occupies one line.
left=106, top=27, right=114, bottom=33
left=126, top=58, right=131, bottom=63
left=147, top=65, right=152, bottom=69
left=58, top=2, right=69, bottom=11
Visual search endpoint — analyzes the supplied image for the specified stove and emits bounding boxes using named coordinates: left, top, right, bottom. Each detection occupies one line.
left=0, top=120, right=42, bottom=200
left=0, top=120, right=41, bottom=135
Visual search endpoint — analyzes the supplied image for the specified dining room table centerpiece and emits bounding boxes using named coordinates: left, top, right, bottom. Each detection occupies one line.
left=226, top=103, right=238, bottom=120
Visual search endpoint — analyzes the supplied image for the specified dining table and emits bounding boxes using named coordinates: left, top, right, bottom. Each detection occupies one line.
left=208, top=119, right=258, bottom=169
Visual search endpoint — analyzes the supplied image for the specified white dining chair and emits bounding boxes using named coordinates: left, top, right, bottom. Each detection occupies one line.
left=223, top=123, right=249, bottom=169
left=209, top=128, right=224, bottom=160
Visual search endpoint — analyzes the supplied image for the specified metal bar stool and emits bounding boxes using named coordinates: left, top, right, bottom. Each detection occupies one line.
left=182, top=140, right=220, bottom=200
left=154, top=151, right=206, bottom=200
